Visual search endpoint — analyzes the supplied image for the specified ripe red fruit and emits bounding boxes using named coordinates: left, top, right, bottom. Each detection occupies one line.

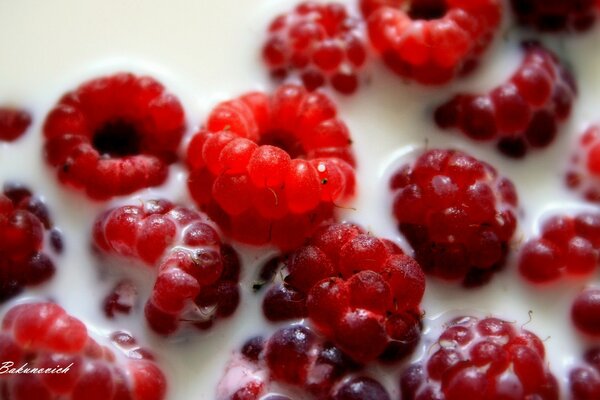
left=361, top=0, right=502, bottom=85
left=566, top=125, right=600, bottom=202
left=43, top=73, right=185, bottom=200
left=92, top=200, right=241, bottom=335
left=262, top=2, right=368, bottom=94
left=186, top=84, right=356, bottom=250
left=572, top=288, right=600, bottom=336
left=510, top=0, right=599, bottom=32
left=0, top=107, right=31, bottom=142
left=435, top=42, right=576, bottom=158
left=391, top=149, right=518, bottom=287
left=570, top=347, right=600, bottom=400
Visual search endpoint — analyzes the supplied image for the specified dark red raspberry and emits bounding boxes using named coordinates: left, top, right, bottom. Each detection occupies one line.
left=391, top=149, right=518, bottom=287
left=401, top=315, right=559, bottom=400
left=566, top=125, right=600, bottom=202
left=262, top=2, right=368, bottom=94
left=43, top=73, right=185, bottom=200
left=217, top=325, right=388, bottom=400
left=92, top=199, right=241, bottom=335
left=186, top=84, right=356, bottom=250
left=510, top=0, right=599, bottom=32
left=570, top=347, right=600, bottom=400
left=260, top=222, right=424, bottom=363
left=0, top=302, right=166, bottom=400
left=0, top=182, right=61, bottom=302
left=435, top=42, right=576, bottom=158
left=0, top=107, right=31, bottom=142
left=518, top=212, right=600, bottom=283
left=572, top=288, right=600, bottom=336
left=360, top=0, right=502, bottom=85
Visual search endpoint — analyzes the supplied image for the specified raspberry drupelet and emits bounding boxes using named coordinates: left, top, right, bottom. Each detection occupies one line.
left=400, top=316, right=559, bottom=400
left=566, top=125, right=600, bottom=202
left=0, top=302, right=167, bottom=400
left=262, top=1, right=368, bottom=95
left=43, top=73, right=185, bottom=200
left=518, top=212, right=600, bottom=283
left=360, top=0, right=502, bottom=85
left=435, top=42, right=577, bottom=158
left=0, top=107, right=31, bottom=142
left=510, top=0, right=599, bottom=32
left=572, top=288, right=600, bottom=337
left=217, top=325, right=391, bottom=400
left=0, top=182, right=62, bottom=302
left=260, top=222, right=425, bottom=364
left=391, top=149, right=518, bottom=287
left=92, top=199, right=241, bottom=335
left=186, top=84, right=356, bottom=250
left=570, top=347, right=600, bottom=400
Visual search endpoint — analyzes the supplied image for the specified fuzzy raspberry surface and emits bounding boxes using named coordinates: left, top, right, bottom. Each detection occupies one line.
left=43, top=73, right=185, bottom=200
left=0, top=302, right=166, bottom=400
left=391, top=149, right=518, bottom=287
left=401, top=315, right=559, bottom=400
left=0, top=183, right=61, bottom=302
left=518, top=212, right=600, bottom=283
left=360, top=0, right=502, bottom=85
left=186, top=84, right=356, bottom=250
left=260, top=222, right=424, bottom=364
left=510, top=0, right=599, bottom=32
left=93, top=200, right=241, bottom=335
left=262, top=1, right=368, bottom=94
left=435, top=42, right=577, bottom=158
left=0, top=108, right=31, bottom=142
left=566, top=125, right=600, bottom=202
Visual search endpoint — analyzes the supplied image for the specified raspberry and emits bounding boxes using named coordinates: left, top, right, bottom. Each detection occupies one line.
left=217, top=325, right=389, bottom=400
left=572, top=288, right=600, bottom=336
left=391, top=149, right=518, bottom=287
left=435, top=42, right=577, bottom=158
left=259, top=222, right=424, bottom=363
left=186, top=84, right=356, bottom=250
left=518, top=212, right=600, bottom=283
left=92, top=199, right=241, bottom=335
left=510, top=0, right=599, bottom=32
left=0, top=182, right=61, bottom=302
left=262, top=2, right=368, bottom=94
left=43, top=73, right=185, bottom=200
left=0, top=107, right=31, bottom=142
left=0, top=302, right=167, bottom=400
left=570, top=347, right=600, bottom=400
left=566, top=125, right=600, bottom=202
left=400, top=315, right=559, bottom=400
left=361, top=0, right=502, bottom=85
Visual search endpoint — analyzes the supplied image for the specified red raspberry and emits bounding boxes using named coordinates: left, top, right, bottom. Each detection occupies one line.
left=435, top=42, right=577, bottom=158
left=262, top=2, right=368, bottom=94
left=217, top=325, right=388, bottom=400
left=570, top=347, right=600, bottom=400
left=0, top=107, right=31, bottom=142
left=572, top=288, right=600, bottom=336
left=510, top=0, right=599, bottom=32
left=0, top=302, right=167, bottom=400
left=43, top=73, right=185, bottom=200
left=92, top=199, right=241, bottom=335
left=401, top=315, right=559, bottom=400
left=0, top=182, right=61, bottom=302
left=260, top=222, right=424, bottom=363
left=518, top=212, right=600, bottom=283
left=186, top=84, right=356, bottom=250
left=566, top=125, right=600, bottom=202
left=391, top=149, right=518, bottom=287
left=360, top=0, right=502, bottom=85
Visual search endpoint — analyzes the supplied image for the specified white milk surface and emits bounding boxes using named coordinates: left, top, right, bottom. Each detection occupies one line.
left=1, top=0, right=600, bottom=398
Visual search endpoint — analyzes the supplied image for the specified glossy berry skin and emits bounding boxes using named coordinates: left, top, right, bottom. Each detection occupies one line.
left=570, top=347, right=600, bottom=400
left=572, top=288, right=600, bottom=336
left=0, top=183, right=61, bottom=302
left=360, top=0, right=502, bottom=85
left=261, top=222, right=425, bottom=364
left=0, top=107, right=31, bottom=142
left=401, top=316, right=559, bottom=400
left=391, top=149, right=518, bottom=287
left=263, top=1, right=368, bottom=94
left=217, top=325, right=388, bottom=400
left=186, top=84, right=356, bottom=250
left=518, top=212, right=600, bottom=283
left=43, top=73, right=185, bottom=200
left=510, top=0, right=599, bottom=32
left=93, top=199, right=241, bottom=335
left=0, top=302, right=167, bottom=400
left=566, top=125, right=600, bottom=202
left=435, top=42, right=576, bottom=158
